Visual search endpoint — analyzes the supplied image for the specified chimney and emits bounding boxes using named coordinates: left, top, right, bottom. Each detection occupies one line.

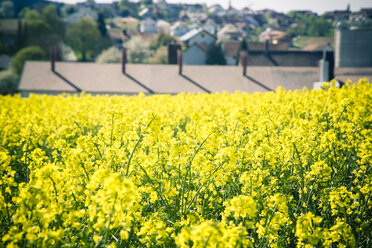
left=122, top=48, right=127, bottom=74
left=177, top=49, right=183, bottom=75
left=51, top=47, right=56, bottom=72
left=168, top=44, right=180, bottom=64
left=55, top=46, right=60, bottom=61
left=240, top=50, right=248, bottom=76
left=320, top=47, right=334, bottom=82
left=264, top=40, right=269, bottom=56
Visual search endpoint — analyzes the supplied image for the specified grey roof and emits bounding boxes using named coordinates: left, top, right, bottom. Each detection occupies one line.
left=247, top=51, right=324, bottom=67
left=180, top=28, right=216, bottom=42
left=19, top=61, right=372, bottom=95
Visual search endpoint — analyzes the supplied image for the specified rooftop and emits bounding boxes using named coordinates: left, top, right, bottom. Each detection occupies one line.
left=19, top=61, right=372, bottom=96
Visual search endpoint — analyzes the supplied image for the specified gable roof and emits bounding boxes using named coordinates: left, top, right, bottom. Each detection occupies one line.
left=180, top=28, right=216, bottom=42
left=19, top=61, right=372, bottom=96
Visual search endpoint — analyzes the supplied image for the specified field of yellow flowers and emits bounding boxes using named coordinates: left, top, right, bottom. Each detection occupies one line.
left=0, top=80, right=371, bottom=247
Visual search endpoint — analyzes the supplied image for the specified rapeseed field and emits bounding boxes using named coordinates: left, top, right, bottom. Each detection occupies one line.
left=0, top=79, right=371, bottom=247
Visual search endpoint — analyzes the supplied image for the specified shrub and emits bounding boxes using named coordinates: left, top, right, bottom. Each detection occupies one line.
left=96, top=46, right=121, bottom=63
left=0, top=70, right=18, bottom=94
left=12, top=46, right=45, bottom=75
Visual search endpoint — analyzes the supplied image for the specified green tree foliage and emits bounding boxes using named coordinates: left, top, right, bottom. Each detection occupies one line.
left=150, top=33, right=176, bottom=51
left=124, top=36, right=151, bottom=63
left=26, top=19, right=59, bottom=54
left=65, top=18, right=100, bottom=61
left=206, top=44, right=226, bottom=65
left=140, top=0, right=153, bottom=6
left=12, top=46, right=45, bottom=75
left=286, top=14, right=333, bottom=37
left=0, top=70, right=19, bottom=94
left=96, top=46, right=121, bottom=63
left=119, top=0, right=139, bottom=17
left=0, top=1, right=14, bottom=18
left=22, top=9, right=41, bottom=20
left=308, top=18, right=332, bottom=36
left=97, top=13, right=108, bottom=37
left=42, top=5, right=65, bottom=38
left=148, top=46, right=167, bottom=64
left=18, top=6, right=65, bottom=54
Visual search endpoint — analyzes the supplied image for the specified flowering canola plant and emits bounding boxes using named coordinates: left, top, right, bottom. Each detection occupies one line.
left=0, top=79, right=371, bottom=247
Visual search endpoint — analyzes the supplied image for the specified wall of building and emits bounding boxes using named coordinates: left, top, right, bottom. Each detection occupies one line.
left=335, top=29, right=372, bottom=67
left=189, top=32, right=216, bottom=47
left=183, top=46, right=206, bottom=65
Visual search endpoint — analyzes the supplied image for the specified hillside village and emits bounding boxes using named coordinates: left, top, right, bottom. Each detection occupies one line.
left=0, top=0, right=372, bottom=95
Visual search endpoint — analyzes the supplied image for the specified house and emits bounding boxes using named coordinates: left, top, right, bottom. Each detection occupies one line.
left=180, top=29, right=217, bottom=65
left=63, top=7, right=97, bottom=24
left=248, top=42, right=289, bottom=51
left=183, top=43, right=208, bottom=65
left=204, top=19, right=218, bottom=36
left=241, top=16, right=259, bottom=28
left=140, top=18, right=157, bottom=34
left=221, top=41, right=240, bottom=65
left=179, top=29, right=217, bottom=65
left=156, top=20, right=171, bottom=34
left=360, top=8, right=372, bottom=18
left=186, top=12, right=208, bottom=23
left=259, top=28, right=291, bottom=45
left=170, top=22, right=188, bottom=37
left=218, top=24, right=244, bottom=41
left=108, top=30, right=130, bottom=47
left=179, top=12, right=190, bottom=22
left=208, top=4, right=225, bottom=17
left=19, top=61, right=372, bottom=96
left=180, top=28, right=217, bottom=48
left=139, top=8, right=155, bottom=19
left=112, top=17, right=139, bottom=28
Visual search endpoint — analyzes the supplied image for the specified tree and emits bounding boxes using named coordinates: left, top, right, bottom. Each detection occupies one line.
left=19, top=7, right=64, bottom=55
left=0, top=70, right=19, bottom=94
left=97, top=13, right=108, bottom=37
left=22, top=9, right=41, bottom=20
left=65, top=18, right=101, bottom=61
left=42, top=5, right=65, bottom=38
left=12, top=46, right=45, bottom=75
left=206, top=44, right=226, bottom=65
left=140, top=0, right=153, bottom=6
left=148, top=46, right=167, bottom=64
left=124, top=36, right=151, bottom=63
left=96, top=46, right=121, bottom=63
left=0, top=1, right=14, bottom=18
left=119, top=0, right=139, bottom=17
left=308, top=18, right=332, bottom=36
left=150, top=33, right=176, bottom=51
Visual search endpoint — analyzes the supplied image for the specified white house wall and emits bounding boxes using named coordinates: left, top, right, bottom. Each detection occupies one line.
left=183, top=46, right=206, bottom=65
left=140, top=22, right=157, bottom=33
left=188, top=33, right=216, bottom=47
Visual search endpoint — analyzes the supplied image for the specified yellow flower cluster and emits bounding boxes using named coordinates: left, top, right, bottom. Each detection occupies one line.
left=0, top=79, right=371, bottom=247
